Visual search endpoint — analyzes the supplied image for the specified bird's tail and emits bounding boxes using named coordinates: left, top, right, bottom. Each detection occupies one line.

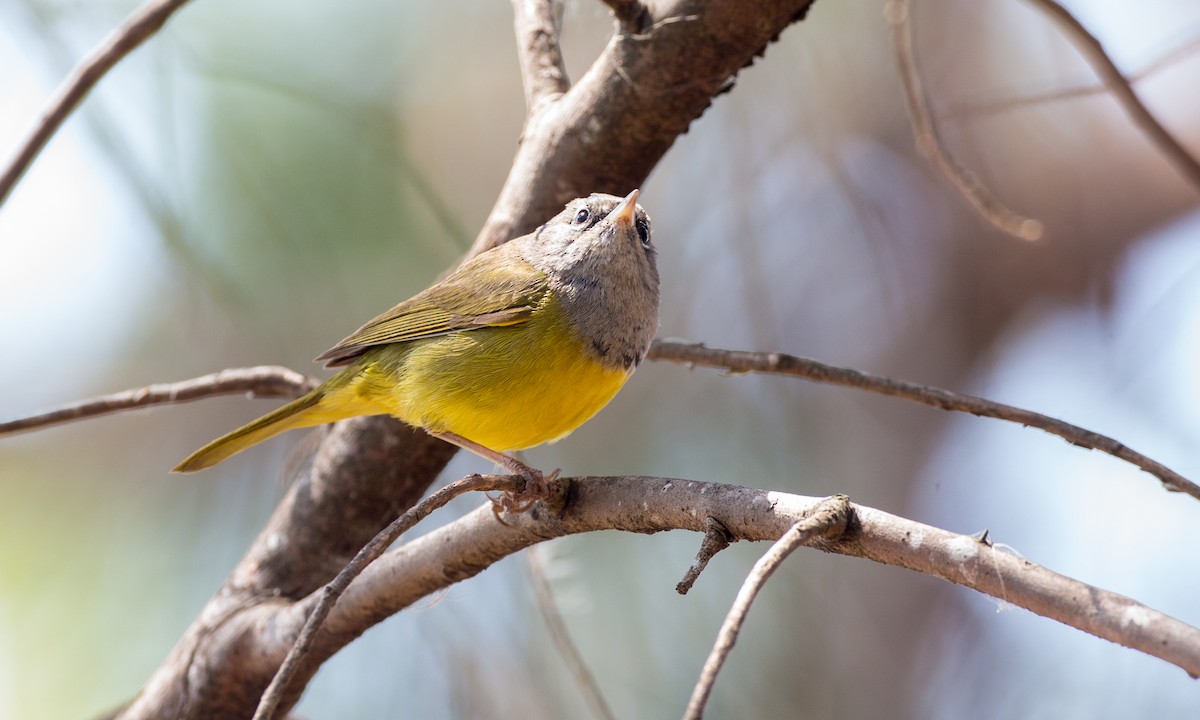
left=172, top=390, right=325, bottom=473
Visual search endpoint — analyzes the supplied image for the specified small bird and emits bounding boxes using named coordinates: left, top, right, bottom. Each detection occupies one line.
left=174, top=190, right=660, bottom=503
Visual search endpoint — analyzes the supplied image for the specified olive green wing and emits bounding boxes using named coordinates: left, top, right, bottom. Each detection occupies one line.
left=316, top=246, right=549, bottom=367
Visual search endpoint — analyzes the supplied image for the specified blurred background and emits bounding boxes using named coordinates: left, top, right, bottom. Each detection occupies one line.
left=2, top=0, right=1200, bottom=717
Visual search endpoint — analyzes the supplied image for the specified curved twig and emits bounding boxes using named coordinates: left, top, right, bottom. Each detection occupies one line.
left=646, top=340, right=1200, bottom=501
left=885, top=0, right=1044, bottom=241
left=0, top=0, right=194, bottom=209
left=941, top=34, right=1200, bottom=119
left=684, top=495, right=851, bottom=720
left=0, top=366, right=317, bottom=436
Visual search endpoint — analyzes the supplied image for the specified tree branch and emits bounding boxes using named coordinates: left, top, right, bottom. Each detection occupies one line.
left=513, top=0, right=571, bottom=115
left=646, top=340, right=1200, bottom=501
left=1027, top=0, right=1200, bottom=191
left=0, top=0, right=194, bottom=209
left=305, top=477, right=1200, bottom=684
left=118, top=416, right=459, bottom=719
left=885, top=0, right=1044, bottom=241
left=470, top=0, right=818, bottom=256
left=0, top=366, right=316, bottom=436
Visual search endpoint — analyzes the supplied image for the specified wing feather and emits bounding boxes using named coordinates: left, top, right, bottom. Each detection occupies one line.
left=316, top=244, right=547, bottom=367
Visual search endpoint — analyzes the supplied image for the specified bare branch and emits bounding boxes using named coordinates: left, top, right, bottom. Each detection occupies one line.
left=647, top=340, right=1200, bottom=501
left=512, top=0, right=570, bottom=116
left=0, top=0, right=194, bottom=209
left=1028, top=0, right=1200, bottom=191
left=676, top=516, right=733, bottom=595
left=527, top=546, right=616, bottom=720
left=118, top=474, right=1200, bottom=718
left=684, top=496, right=850, bottom=720
left=252, top=473, right=521, bottom=720
left=324, top=478, right=1200, bottom=680
left=0, top=366, right=316, bottom=436
left=885, top=0, right=1044, bottom=242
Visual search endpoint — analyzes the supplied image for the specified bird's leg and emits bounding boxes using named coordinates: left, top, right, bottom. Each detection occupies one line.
left=430, top=431, right=560, bottom=513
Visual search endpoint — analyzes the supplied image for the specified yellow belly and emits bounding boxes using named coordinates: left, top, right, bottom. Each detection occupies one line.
left=319, top=296, right=631, bottom=451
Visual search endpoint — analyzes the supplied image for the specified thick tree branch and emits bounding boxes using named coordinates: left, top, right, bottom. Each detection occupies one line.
left=0, top=0, right=194, bottom=209
left=647, top=340, right=1200, bottom=501
left=0, top=366, right=315, bottom=436
left=470, top=0, right=817, bottom=256
left=288, top=478, right=1200, bottom=688
left=118, top=417, right=459, bottom=719
left=113, top=475, right=1200, bottom=718
left=600, top=0, right=649, bottom=34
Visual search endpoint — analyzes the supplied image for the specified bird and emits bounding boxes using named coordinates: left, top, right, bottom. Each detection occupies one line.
left=174, top=190, right=659, bottom=504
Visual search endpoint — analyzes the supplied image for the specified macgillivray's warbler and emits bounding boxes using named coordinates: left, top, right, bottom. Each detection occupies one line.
left=173, top=190, right=659, bottom=503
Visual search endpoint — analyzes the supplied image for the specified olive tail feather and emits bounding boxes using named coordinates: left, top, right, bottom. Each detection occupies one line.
left=172, top=391, right=324, bottom=473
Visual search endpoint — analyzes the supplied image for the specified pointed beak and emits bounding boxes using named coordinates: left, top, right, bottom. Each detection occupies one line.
left=611, top=189, right=639, bottom=227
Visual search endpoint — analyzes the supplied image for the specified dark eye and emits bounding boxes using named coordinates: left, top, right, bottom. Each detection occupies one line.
left=574, top=208, right=590, bottom=225
left=635, top=218, right=651, bottom=246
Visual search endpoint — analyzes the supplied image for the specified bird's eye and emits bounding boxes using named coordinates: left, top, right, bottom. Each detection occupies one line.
left=635, top=218, right=651, bottom=246
left=574, top=208, right=590, bottom=225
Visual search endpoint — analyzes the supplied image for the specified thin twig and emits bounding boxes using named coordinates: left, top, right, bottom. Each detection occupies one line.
left=0, top=0, right=194, bottom=209
left=676, top=517, right=733, bottom=595
left=1028, top=0, right=1200, bottom=191
left=526, top=546, right=616, bottom=720
left=885, top=0, right=1043, bottom=241
left=252, top=473, right=522, bottom=720
left=0, top=366, right=317, bottom=436
left=683, top=495, right=850, bottom=720
left=512, top=0, right=570, bottom=116
left=646, top=340, right=1200, bottom=501
left=941, top=33, right=1200, bottom=119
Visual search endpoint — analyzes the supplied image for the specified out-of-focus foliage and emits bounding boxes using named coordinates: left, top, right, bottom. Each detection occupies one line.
left=1, top=1, right=1199, bottom=718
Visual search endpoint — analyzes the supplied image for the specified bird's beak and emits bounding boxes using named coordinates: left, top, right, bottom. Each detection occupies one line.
left=611, top=189, right=639, bottom=227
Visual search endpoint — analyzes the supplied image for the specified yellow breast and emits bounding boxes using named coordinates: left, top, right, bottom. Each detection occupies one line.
left=329, top=293, right=631, bottom=452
